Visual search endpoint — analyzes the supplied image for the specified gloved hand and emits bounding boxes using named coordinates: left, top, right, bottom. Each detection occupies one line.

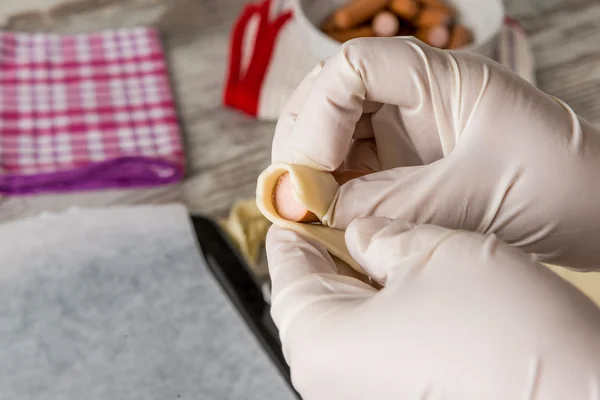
left=267, top=219, right=600, bottom=399
left=271, top=37, right=600, bottom=270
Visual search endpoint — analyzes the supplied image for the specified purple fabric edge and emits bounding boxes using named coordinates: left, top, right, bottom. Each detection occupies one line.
left=0, top=156, right=184, bottom=196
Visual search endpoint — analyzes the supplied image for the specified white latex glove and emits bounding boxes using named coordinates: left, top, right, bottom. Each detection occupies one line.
left=267, top=219, right=600, bottom=399
left=271, top=37, right=600, bottom=270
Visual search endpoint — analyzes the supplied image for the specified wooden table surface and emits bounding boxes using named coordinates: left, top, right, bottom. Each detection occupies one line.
left=1, top=0, right=600, bottom=222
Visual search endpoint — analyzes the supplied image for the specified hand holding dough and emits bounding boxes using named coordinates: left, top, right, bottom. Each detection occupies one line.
left=266, top=218, right=600, bottom=399
left=258, top=161, right=600, bottom=306
left=272, top=169, right=369, bottom=222
left=272, top=37, right=600, bottom=272
left=256, top=162, right=366, bottom=274
left=265, top=38, right=600, bottom=304
left=260, top=34, right=600, bottom=400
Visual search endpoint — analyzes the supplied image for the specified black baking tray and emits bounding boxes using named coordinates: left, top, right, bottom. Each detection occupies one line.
left=190, top=215, right=299, bottom=398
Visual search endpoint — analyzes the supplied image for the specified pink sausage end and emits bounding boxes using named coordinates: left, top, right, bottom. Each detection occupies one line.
left=428, top=25, right=449, bottom=48
left=272, top=169, right=371, bottom=223
left=272, top=172, right=318, bottom=222
left=372, top=11, right=400, bottom=37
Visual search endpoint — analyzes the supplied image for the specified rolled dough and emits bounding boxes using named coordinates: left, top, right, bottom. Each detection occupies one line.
left=256, top=163, right=365, bottom=274
left=256, top=162, right=600, bottom=307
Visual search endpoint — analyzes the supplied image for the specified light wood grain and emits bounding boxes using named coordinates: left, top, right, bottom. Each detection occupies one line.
left=1, top=0, right=599, bottom=223
left=519, top=0, right=600, bottom=126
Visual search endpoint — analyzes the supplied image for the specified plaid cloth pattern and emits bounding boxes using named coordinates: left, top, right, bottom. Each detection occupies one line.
left=0, top=28, right=184, bottom=195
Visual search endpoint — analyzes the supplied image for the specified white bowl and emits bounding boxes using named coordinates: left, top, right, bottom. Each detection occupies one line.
left=291, top=0, right=505, bottom=60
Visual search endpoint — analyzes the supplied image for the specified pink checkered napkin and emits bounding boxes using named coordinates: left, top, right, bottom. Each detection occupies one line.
left=0, top=28, right=184, bottom=195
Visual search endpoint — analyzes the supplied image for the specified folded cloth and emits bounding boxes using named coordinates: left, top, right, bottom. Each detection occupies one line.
left=0, top=28, right=184, bottom=195
left=223, top=0, right=535, bottom=120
